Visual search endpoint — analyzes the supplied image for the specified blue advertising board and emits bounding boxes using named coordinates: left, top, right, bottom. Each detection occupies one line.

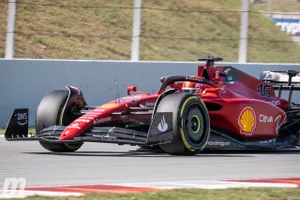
left=272, top=17, right=300, bottom=36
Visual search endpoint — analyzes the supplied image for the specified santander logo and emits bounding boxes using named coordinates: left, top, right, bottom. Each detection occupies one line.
left=157, top=116, right=168, bottom=132
left=93, top=117, right=112, bottom=125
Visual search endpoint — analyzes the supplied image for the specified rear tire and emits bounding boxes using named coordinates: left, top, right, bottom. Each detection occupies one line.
left=157, top=93, right=210, bottom=156
left=35, top=90, right=83, bottom=152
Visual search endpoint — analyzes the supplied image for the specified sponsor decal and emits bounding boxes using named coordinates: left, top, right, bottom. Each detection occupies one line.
left=145, top=102, right=155, bottom=107
left=15, top=113, right=28, bottom=126
left=259, top=115, right=273, bottom=123
left=223, top=68, right=231, bottom=74
left=120, top=115, right=128, bottom=119
left=93, top=117, right=112, bottom=125
left=257, top=83, right=272, bottom=98
left=207, top=141, right=231, bottom=147
left=75, top=119, right=90, bottom=123
left=258, top=113, right=286, bottom=134
left=223, top=67, right=235, bottom=84
left=80, top=116, right=95, bottom=120
left=69, top=123, right=81, bottom=129
left=225, top=76, right=236, bottom=84
left=149, top=112, right=172, bottom=135
left=94, top=108, right=105, bottom=112
left=116, top=96, right=141, bottom=103
left=238, top=106, right=256, bottom=136
left=267, top=100, right=280, bottom=106
left=185, top=82, right=192, bottom=87
left=186, top=77, right=203, bottom=82
left=101, top=103, right=119, bottom=109
left=84, top=113, right=98, bottom=116
left=259, top=138, right=276, bottom=144
left=227, top=76, right=233, bottom=81
left=90, top=112, right=105, bottom=114
left=195, top=83, right=201, bottom=88
left=83, top=115, right=98, bottom=118
left=274, top=114, right=287, bottom=134
left=272, top=17, right=300, bottom=36
left=157, top=115, right=168, bottom=132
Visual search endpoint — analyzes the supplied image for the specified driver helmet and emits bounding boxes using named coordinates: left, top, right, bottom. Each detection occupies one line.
left=182, top=81, right=202, bottom=93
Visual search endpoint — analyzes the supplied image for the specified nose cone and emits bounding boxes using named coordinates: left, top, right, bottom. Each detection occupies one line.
left=59, top=122, right=85, bottom=140
left=59, top=129, right=78, bottom=140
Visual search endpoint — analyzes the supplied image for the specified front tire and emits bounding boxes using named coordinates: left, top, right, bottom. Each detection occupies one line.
left=35, top=90, right=83, bottom=152
left=157, top=93, right=210, bottom=156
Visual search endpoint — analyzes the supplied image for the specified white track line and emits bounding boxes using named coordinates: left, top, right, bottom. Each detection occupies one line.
left=109, top=180, right=298, bottom=189
left=0, top=181, right=297, bottom=199
left=0, top=190, right=83, bottom=198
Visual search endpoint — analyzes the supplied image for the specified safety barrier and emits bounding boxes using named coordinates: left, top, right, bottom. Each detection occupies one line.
left=1, top=59, right=300, bottom=126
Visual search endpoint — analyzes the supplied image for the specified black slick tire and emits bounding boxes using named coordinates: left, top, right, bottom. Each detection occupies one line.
left=35, top=90, right=83, bottom=152
left=157, top=93, right=210, bottom=156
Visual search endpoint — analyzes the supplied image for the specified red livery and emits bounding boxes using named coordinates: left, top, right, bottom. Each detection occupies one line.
left=4, top=56, right=300, bottom=155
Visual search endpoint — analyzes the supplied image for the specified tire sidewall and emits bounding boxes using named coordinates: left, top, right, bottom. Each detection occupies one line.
left=36, top=90, right=83, bottom=152
left=177, top=95, right=210, bottom=153
left=157, top=93, right=210, bottom=155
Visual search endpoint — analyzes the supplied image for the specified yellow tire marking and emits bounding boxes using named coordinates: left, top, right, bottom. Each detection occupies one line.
left=179, top=96, right=197, bottom=152
left=180, top=96, right=197, bottom=117
left=180, top=127, right=195, bottom=152
left=64, top=143, right=76, bottom=150
left=200, top=128, right=210, bottom=151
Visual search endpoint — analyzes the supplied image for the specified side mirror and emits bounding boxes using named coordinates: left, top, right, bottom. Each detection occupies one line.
left=127, top=86, right=137, bottom=96
left=160, top=76, right=166, bottom=83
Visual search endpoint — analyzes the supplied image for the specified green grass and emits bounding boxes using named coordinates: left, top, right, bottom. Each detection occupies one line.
left=11, top=187, right=300, bottom=200
left=0, top=0, right=299, bottom=62
left=252, top=0, right=300, bottom=12
left=0, top=2, right=7, bottom=57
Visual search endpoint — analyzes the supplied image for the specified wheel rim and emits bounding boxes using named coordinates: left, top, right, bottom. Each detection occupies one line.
left=191, top=115, right=201, bottom=133
left=184, top=105, right=205, bottom=143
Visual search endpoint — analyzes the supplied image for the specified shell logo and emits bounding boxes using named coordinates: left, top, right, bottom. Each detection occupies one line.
left=238, top=106, right=256, bottom=135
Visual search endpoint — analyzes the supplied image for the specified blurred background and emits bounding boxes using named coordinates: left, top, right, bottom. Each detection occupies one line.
left=0, top=0, right=299, bottom=63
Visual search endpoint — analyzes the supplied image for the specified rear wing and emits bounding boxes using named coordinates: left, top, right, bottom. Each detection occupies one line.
left=260, top=70, right=300, bottom=103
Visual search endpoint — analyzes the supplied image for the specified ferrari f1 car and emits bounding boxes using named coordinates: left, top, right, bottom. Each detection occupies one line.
left=4, top=56, right=300, bottom=155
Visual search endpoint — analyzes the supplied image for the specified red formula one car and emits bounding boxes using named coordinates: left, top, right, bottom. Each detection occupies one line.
left=4, top=57, right=300, bottom=155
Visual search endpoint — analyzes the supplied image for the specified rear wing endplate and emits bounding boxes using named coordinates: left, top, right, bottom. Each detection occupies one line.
left=260, top=70, right=300, bottom=103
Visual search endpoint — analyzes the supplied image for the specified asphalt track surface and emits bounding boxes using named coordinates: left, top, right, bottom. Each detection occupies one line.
left=0, top=136, right=299, bottom=188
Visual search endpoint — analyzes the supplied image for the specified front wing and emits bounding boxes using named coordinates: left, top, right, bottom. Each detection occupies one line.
left=4, top=109, right=174, bottom=146
left=5, top=109, right=299, bottom=151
